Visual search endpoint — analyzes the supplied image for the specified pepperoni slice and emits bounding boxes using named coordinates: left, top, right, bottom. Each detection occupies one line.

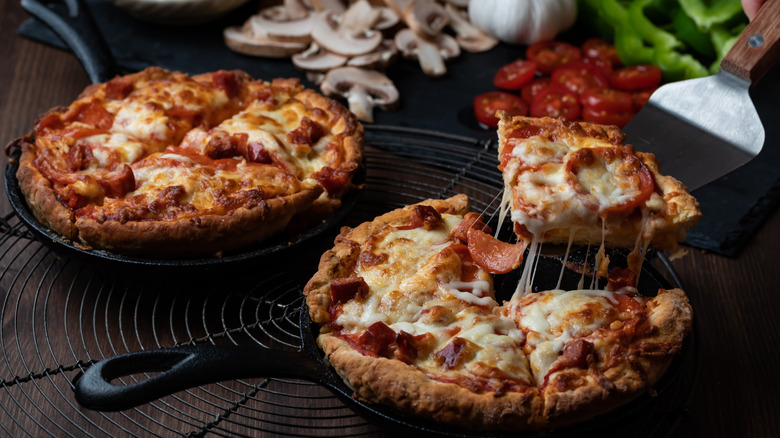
left=466, top=227, right=525, bottom=274
left=565, top=146, right=655, bottom=215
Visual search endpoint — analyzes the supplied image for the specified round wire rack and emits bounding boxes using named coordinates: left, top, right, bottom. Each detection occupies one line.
left=0, top=126, right=697, bottom=437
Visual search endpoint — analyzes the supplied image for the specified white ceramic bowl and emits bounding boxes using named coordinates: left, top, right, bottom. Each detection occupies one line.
left=108, top=0, right=253, bottom=25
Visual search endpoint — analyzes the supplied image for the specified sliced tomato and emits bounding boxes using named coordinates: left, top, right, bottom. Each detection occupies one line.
left=609, top=65, right=662, bottom=91
left=521, top=77, right=551, bottom=104
left=466, top=228, right=525, bottom=274
left=530, top=86, right=581, bottom=120
left=493, top=59, right=538, bottom=90
left=631, top=88, right=657, bottom=112
left=551, top=61, right=610, bottom=95
left=581, top=107, right=634, bottom=128
left=580, top=87, right=633, bottom=114
left=582, top=38, right=622, bottom=68
left=582, top=55, right=614, bottom=77
left=565, top=146, right=655, bottom=214
left=473, top=91, right=528, bottom=129
left=526, top=41, right=582, bottom=74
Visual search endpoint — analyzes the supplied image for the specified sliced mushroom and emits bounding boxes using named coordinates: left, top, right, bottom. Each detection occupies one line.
left=403, top=0, right=450, bottom=39
left=224, top=26, right=309, bottom=58
left=347, top=39, right=398, bottom=69
left=309, top=0, right=346, bottom=14
left=284, top=0, right=311, bottom=20
left=292, top=43, right=348, bottom=71
left=339, top=0, right=382, bottom=36
left=246, top=6, right=314, bottom=43
left=373, top=6, right=401, bottom=32
left=394, top=28, right=460, bottom=77
left=444, top=3, right=498, bottom=52
left=320, top=66, right=399, bottom=122
left=311, top=10, right=383, bottom=56
left=441, top=0, right=469, bottom=8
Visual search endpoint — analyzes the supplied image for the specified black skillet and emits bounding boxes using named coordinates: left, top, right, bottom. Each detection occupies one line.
left=72, top=250, right=693, bottom=437
left=9, top=0, right=362, bottom=275
left=4, top=147, right=362, bottom=275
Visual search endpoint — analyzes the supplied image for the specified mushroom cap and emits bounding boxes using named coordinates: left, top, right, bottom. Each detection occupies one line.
left=394, top=28, right=460, bottom=59
left=247, top=8, right=314, bottom=42
left=292, top=43, right=348, bottom=71
left=309, top=0, right=346, bottom=14
left=320, top=67, right=400, bottom=109
left=347, top=39, right=399, bottom=69
left=404, top=0, right=450, bottom=39
left=311, top=10, right=383, bottom=56
left=224, top=26, right=308, bottom=57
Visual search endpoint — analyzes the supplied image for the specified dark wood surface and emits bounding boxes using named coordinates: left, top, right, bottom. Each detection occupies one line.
left=2, top=1, right=779, bottom=437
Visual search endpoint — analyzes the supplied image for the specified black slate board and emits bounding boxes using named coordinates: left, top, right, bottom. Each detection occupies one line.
left=16, top=0, right=780, bottom=256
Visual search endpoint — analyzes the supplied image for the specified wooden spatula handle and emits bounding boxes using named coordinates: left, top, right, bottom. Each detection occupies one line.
left=721, top=0, right=780, bottom=84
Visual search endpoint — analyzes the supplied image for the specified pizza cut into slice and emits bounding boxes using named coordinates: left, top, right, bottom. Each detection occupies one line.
left=497, top=113, right=701, bottom=252
left=305, top=195, right=539, bottom=430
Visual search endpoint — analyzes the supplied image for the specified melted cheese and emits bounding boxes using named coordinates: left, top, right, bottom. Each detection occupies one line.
left=510, top=289, right=618, bottom=385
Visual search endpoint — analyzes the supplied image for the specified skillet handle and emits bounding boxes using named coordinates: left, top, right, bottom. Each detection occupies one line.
left=73, top=345, right=321, bottom=411
left=21, top=0, right=119, bottom=83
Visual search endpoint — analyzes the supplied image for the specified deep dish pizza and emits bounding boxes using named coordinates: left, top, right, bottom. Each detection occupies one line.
left=9, top=67, right=363, bottom=256
left=304, top=195, right=693, bottom=430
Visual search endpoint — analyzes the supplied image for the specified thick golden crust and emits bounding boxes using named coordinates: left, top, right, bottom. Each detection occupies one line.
left=497, top=114, right=701, bottom=250
left=11, top=67, right=363, bottom=257
left=304, top=196, right=693, bottom=430
left=319, top=334, right=544, bottom=430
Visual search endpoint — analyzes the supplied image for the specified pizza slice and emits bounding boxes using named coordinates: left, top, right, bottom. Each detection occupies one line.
left=497, top=113, right=701, bottom=252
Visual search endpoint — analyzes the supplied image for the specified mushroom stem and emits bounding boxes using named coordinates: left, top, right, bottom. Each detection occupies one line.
left=346, top=84, right=375, bottom=122
left=417, top=39, right=446, bottom=77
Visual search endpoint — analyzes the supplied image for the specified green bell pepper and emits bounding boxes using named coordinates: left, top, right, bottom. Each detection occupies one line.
left=679, top=0, right=746, bottom=31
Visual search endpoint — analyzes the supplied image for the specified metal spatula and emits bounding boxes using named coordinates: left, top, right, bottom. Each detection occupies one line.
left=623, top=1, right=780, bottom=191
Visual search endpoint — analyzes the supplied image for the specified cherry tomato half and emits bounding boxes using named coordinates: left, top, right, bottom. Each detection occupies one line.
left=581, top=106, right=634, bottom=128
left=526, top=41, right=582, bottom=74
left=580, top=87, right=633, bottom=114
left=530, top=86, right=581, bottom=120
left=609, top=65, right=662, bottom=91
left=582, top=38, right=622, bottom=68
left=631, top=88, right=657, bottom=111
left=493, top=59, right=538, bottom=90
left=473, top=91, right=529, bottom=129
left=521, top=77, right=551, bottom=104
left=551, top=61, right=610, bottom=95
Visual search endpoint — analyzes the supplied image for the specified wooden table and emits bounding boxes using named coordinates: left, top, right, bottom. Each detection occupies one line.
left=2, top=1, right=779, bottom=437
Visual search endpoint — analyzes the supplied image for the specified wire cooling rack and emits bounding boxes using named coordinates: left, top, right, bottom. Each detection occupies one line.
left=0, top=125, right=697, bottom=437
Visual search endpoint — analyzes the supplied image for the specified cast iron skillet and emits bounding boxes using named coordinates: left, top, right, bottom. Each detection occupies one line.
left=4, top=146, right=362, bottom=275
left=73, top=251, right=692, bottom=437
left=9, top=0, right=362, bottom=274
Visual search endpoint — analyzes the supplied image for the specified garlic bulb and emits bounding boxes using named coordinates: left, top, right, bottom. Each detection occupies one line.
left=467, top=0, right=577, bottom=46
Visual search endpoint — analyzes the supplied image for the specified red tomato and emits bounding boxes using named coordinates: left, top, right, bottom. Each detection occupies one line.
left=473, top=91, right=528, bottom=129
left=582, top=38, right=622, bottom=67
left=580, top=87, right=633, bottom=113
left=581, top=106, right=634, bottom=128
left=631, top=88, right=657, bottom=111
left=551, top=61, right=609, bottom=95
left=530, top=86, right=581, bottom=120
left=521, top=77, right=551, bottom=103
left=526, top=41, right=582, bottom=74
left=610, top=65, right=662, bottom=91
left=582, top=55, right=614, bottom=77
left=493, top=59, right=538, bottom=90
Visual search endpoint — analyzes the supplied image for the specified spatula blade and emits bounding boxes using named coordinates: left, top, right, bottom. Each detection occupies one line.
left=623, top=70, right=764, bottom=191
